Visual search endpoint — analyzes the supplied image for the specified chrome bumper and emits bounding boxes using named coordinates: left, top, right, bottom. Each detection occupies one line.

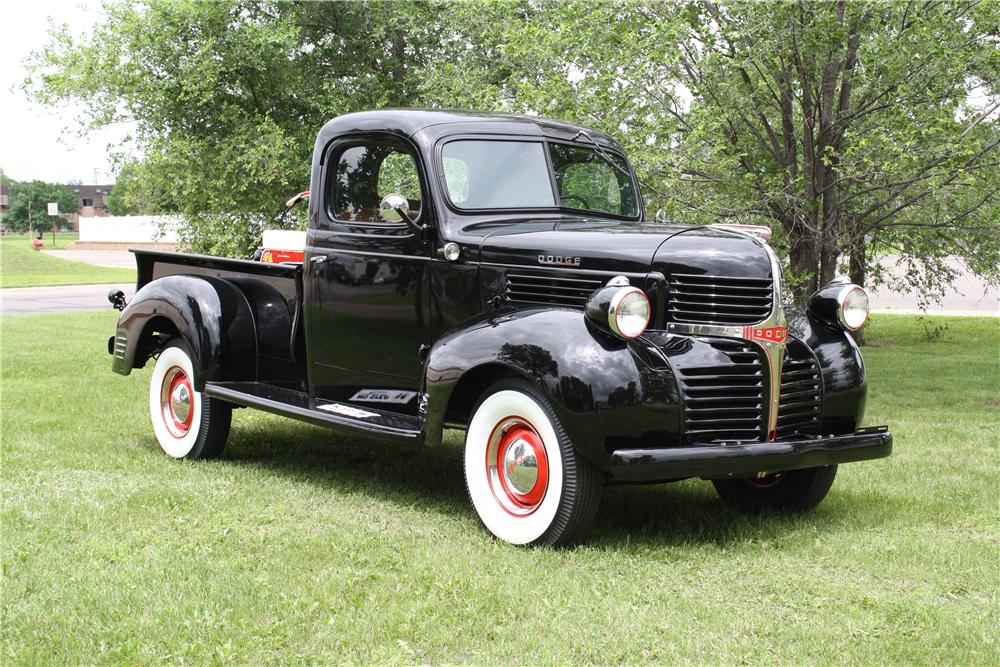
left=608, top=426, right=892, bottom=482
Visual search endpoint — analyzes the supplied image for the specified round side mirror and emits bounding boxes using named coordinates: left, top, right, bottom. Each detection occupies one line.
left=379, top=194, right=409, bottom=223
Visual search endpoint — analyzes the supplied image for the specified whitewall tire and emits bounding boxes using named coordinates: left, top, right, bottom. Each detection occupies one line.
left=464, top=378, right=602, bottom=546
left=148, top=340, right=231, bottom=459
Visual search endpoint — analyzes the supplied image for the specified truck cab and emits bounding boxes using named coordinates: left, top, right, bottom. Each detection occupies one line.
left=109, top=110, right=891, bottom=546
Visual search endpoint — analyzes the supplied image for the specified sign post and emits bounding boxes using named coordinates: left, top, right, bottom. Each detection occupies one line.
left=47, top=202, right=59, bottom=246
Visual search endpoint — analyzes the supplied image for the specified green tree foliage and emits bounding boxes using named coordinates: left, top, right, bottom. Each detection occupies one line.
left=105, top=160, right=176, bottom=215
left=27, top=0, right=1000, bottom=305
left=28, top=0, right=448, bottom=256
left=421, top=0, right=1000, bottom=302
left=4, top=181, right=78, bottom=234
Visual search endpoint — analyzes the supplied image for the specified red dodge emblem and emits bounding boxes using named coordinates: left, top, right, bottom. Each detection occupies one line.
left=743, top=325, right=787, bottom=343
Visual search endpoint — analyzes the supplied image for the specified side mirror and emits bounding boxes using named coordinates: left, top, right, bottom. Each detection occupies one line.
left=379, top=194, right=409, bottom=223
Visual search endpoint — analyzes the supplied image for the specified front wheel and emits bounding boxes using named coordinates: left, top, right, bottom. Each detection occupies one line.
left=712, top=465, right=838, bottom=511
left=464, top=378, right=602, bottom=546
left=148, top=340, right=231, bottom=459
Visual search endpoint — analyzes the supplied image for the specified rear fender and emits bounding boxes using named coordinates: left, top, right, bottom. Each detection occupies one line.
left=422, top=309, right=682, bottom=471
left=111, top=275, right=256, bottom=389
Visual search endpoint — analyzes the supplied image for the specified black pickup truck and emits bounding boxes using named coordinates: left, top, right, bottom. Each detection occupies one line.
left=109, top=109, right=891, bottom=546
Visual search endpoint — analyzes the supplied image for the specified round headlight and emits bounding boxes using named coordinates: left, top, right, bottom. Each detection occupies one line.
left=838, top=285, right=870, bottom=331
left=608, top=287, right=651, bottom=339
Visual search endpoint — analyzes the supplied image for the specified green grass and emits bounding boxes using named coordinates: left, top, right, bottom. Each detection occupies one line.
left=0, top=233, right=136, bottom=288
left=2, top=313, right=997, bottom=664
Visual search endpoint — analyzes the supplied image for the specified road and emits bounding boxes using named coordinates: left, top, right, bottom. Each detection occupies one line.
left=1, top=283, right=136, bottom=316
left=868, top=256, right=998, bottom=317
left=42, top=249, right=137, bottom=269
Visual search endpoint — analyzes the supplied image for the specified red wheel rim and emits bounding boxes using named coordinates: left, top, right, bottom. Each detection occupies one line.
left=160, top=366, right=194, bottom=438
left=485, top=416, right=549, bottom=516
left=745, top=472, right=783, bottom=489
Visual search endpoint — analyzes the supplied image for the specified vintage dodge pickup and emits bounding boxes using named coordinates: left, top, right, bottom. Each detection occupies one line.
left=108, top=110, right=891, bottom=546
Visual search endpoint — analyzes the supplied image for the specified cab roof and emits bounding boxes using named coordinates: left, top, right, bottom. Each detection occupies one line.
left=315, top=109, right=622, bottom=151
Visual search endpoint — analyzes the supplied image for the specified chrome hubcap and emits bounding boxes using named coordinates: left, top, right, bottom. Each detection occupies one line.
left=170, top=383, right=191, bottom=424
left=160, top=366, right=194, bottom=437
left=502, top=438, right=539, bottom=495
left=486, top=416, right=549, bottom=516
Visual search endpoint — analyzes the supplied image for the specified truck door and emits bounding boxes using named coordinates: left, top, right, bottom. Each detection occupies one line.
left=304, top=135, right=433, bottom=415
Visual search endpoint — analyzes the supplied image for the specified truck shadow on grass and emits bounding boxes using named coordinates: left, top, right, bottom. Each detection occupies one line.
left=222, top=419, right=899, bottom=549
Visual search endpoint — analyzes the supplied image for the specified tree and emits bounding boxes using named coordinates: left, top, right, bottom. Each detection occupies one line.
left=105, top=160, right=176, bottom=215
left=421, top=1, right=1000, bottom=303
left=27, top=0, right=450, bottom=256
left=26, top=0, right=999, bottom=305
left=4, top=180, right=78, bottom=234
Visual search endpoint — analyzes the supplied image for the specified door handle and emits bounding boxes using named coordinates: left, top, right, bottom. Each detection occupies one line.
left=310, top=253, right=337, bottom=265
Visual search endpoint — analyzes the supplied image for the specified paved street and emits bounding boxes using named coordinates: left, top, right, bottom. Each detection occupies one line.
left=1, top=283, right=136, bottom=316
left=42, top=249, right=136, bottom=269
left=869, top=256, right=999, bottom=317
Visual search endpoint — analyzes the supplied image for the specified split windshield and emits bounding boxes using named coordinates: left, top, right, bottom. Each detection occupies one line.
left=441, top=139, right=639, bottom=218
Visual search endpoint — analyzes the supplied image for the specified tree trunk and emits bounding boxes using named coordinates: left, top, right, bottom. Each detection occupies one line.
left=788, top=228, right=819, bottom=306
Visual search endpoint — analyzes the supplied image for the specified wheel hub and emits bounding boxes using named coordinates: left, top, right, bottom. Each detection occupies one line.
left=502, top=436, right=539, bottom=495
left=486, top=418, right=549, bottom=515
left=160, top=366, right=194, bottom=437
left=170, top=382, right=191, bottom=424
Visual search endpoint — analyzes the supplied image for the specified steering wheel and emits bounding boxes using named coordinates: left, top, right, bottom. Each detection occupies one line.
left=560, top=193, right=590, bottom=209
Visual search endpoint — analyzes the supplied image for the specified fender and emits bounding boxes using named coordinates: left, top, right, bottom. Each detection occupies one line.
left=111, top=275, right=257, bottom=389
left=787, top=305, right=867, bottom=434
left=422, top=309, right=682, bottom=472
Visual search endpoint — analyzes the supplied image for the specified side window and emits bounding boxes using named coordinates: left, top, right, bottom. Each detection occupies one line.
left=560, top=163, right=621, bottom=214
left=329, top=143, right=422, bottom=223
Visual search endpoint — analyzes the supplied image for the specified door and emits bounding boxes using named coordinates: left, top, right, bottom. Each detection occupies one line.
left=304, top=135, right=433, bottom=416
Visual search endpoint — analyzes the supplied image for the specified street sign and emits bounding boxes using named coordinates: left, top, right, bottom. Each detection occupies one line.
left=47, top=202, right=59, bottom=216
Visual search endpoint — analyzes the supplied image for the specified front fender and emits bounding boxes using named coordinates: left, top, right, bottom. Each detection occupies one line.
left=787, top=305, right=867, bottom=434
left=423, top=309, right=682, bottom=472
left=112, top=275, right=256, bottom=389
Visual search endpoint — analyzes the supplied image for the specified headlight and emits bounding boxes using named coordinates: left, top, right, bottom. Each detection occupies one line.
left=808, top=280, right=870, bottom=332
left=838, top=285, right=870, bottom=331
left=586, top=285, right=650, bottom=339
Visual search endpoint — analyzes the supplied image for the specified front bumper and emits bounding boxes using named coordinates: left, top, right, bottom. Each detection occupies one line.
left=608, top=426, right=892, bottom=482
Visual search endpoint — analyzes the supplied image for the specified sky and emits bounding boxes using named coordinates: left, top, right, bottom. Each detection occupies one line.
left=1, top=0, right=136, bottom=185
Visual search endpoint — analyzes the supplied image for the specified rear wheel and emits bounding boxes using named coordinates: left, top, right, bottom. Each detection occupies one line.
left=148, top=340, right=231, bottom=459
left=712, top=465, right=838, bottom=511
left=464, top=378, right=602, bottom=546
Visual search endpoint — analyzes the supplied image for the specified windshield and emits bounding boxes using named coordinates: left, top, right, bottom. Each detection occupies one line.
left=441, top=139, right=639, bottom=218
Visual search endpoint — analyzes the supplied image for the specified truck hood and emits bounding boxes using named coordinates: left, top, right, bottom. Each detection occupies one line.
left=477, top=218, right=772, bottom=280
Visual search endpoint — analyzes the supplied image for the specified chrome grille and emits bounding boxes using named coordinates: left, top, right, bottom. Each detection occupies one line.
left=667, top=273, right=773, bottom=325
left=503, top=272, right=604, bottom=308
left=679, top=339, right=764, bottom=443
left=775, top=339, right=823, bottom=439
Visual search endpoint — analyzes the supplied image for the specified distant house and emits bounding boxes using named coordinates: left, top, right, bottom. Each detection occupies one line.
left=0, top=181, right=115, bottom=232
left=0, top=182, right=10, bottom=232
left=69, top=184, right=112, bottom=218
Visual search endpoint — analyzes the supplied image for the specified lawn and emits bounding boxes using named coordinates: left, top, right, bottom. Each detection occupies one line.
left=0, top=233, right=136, bottom=288
left=1, top=313, right=997, bottom=664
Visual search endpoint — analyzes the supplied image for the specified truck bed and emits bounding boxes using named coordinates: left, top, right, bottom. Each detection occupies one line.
left=133, top=248, right=301, bottom=289
left=132, top=248, right=305, bottom=383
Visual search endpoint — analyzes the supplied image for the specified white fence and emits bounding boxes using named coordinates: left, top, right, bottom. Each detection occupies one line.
left=78, top=215, right=183, bottom=243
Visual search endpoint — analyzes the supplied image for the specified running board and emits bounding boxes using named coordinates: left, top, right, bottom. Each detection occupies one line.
left=204, top=381, right=423, bottom=442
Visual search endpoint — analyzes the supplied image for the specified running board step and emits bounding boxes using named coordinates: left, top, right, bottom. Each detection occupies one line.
left=204, top=381, right=423, bottom=441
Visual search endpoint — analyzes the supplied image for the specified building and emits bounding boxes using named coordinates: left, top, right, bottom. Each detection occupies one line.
left=68, top=184, right=112, bottom=218
left=0, top=182, right=10, bottom=217
left=0, top=181, right=115, bottom=232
